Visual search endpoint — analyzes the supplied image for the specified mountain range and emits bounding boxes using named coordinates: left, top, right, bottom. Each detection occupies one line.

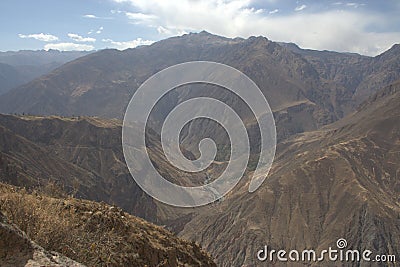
left=0, top=32, right=399, bottom=266
left=1, top=32, right=400, bottom=143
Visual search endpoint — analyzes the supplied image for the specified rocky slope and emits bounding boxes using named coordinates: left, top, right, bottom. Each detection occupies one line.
left=1, top=79, right=399, bottom=265
left=0, top=182, right=216, bottom=267
left=0, top=113, right=214, bottom=222
left=283, top=42, right=400, bottom=108
left=178, top=80, right=400, bottom=266
left=0, top=115, right=160, bottom=220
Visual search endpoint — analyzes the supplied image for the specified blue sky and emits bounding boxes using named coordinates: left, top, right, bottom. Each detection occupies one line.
left=1, top=0, right=399, bottom=55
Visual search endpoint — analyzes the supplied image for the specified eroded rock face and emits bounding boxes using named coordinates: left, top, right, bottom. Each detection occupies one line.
left=179, top=81, right=400, bottom=266
left=0, top=211, right=85, bottom=267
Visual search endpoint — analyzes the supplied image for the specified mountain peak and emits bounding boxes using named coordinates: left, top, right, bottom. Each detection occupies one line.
left=388, top=43, right=400, bottom=54
left=183, top=30, right=231, bottom=41
left=376, top=43, right=400, bottom=58
left=157, top=30, right=241, bottom=47
left=198, top=30, right=212, bottom=35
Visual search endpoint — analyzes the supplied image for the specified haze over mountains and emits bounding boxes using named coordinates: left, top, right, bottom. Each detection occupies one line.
left=0, top=32, right=399, bottom=266
left=0, top=50, right=92, bottom=95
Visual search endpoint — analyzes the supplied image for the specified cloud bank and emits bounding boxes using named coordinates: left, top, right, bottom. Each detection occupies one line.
left=112, top=0, right=400, bottom=55
left=83, top=14, right=99, bottom=19
left=102, top=38, right=154, bottom=50
left=294, top=5, right=307, bottom=11
left=18, top=33, right=59, bottom=42
left=68, top=33, right=96, bottom=43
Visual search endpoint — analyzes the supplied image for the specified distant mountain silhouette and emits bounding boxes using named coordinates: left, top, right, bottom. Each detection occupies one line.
left=0, top=50, right=92, bottom=95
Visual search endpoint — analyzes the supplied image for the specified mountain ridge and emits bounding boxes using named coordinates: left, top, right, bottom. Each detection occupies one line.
left=1, top=32, right=399, bottom=132
left=0, top=31, right=368, bottom=141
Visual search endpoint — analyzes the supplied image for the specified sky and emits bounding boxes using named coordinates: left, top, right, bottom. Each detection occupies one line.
left=1, top=0, right=399, bottom=56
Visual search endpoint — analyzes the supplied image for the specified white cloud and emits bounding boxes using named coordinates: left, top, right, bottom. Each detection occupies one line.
left=111, top=0, right=400, bottom=56
left=68, top=33, right=96, bottom=42
left=332, top=2, right=365, bottom=8
left=125, top=12, right=157, bottom=22
left=83, top=14, right=99, bottom=18
left=18, top=33, right=59, bottom=42
left=83, top=14, right=112, bottom=19
left=102, top=38, right=154, bottom=50
left=346, top=3, right=365, bottom=8
left=295, top=5, right=307, bottom=11
left=157, top=26, right=172, bottom=35
left=96, top=26, right=104, bottom=34
left=44, top=43, right=94, bottom=51
left=88, top=26, right=104, bottom=35
left=269, top=9, right=279, bottom=14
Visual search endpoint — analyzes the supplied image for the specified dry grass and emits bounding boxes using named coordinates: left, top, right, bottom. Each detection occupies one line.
left=0, top=183, right=215, bottom=267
